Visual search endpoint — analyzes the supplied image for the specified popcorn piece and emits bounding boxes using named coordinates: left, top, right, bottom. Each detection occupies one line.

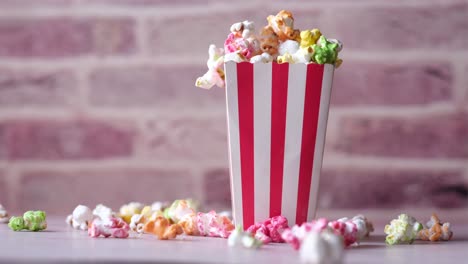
left=143, top=216, right=183, bottom=240
left=230, top=20, right=255, bottom=39
left=66, top=205, right=93, bottom=231
left=0, top=204, right=9, bottom=223
left=267, top=10, right=300, bottom=42
left=129, top=206, right=164, bottom=233
left=336, top=215, right=374, bottom=243
left=247, top=215, right=289, bottom=244
left=258, top=26, right=279, bottom=56
left=250, top=52, right=274, bottom=63
left=195, top=44, right=226, bottom=89
left=224, top=21, right=260, bottom=61
left=277, top=49, right=311, bottom=64
left=165, top=199, right=198, bottom=223
left=224, top=51, right=246, bottom=63
left=8, top=211, right=47, bottom=232
left=119, top=202, right=145, bottom=224
left=300, top=29, right=322, bottom=49
left=88, top=217, right=130, bottom=238
left=228, top=226, right=263, bottom=249
left=179, top=213, right=199, bottom=235
left=300, top=230, right=344, bottom=264
left=93, top=204, right=115, bottom=220
left=279, top=40, right=300, bottom=56
left=311, top=36, right=339, bottom=65
left=418, top=213, right=453, bottom=241
left=384, top=214, right=423, bottom=245
left=282, top=218, right=329, bottom=250
left=197, top=211, right=235, bottom=238
left=329, top=219, right=358, bottom=247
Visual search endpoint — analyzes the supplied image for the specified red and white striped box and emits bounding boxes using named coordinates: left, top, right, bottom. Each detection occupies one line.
left=224, top=61, right=335, bottom=229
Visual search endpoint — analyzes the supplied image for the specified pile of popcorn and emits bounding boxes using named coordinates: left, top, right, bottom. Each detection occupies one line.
left=195, top=10, right=343, bottom=90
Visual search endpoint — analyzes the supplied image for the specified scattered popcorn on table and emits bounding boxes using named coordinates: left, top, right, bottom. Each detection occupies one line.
left=418, top=213, right=453, bottom=242
left=88, top=217, right=130, bottom=238
left=300, top=229, right=344, bottom=264
left=143, top=216, right=183, bottom=240
left=8, top=211, right=47, bottom=232
left=228, top=226, right=263, bottom=249
left=66, top=205, right=93, bottom=231
left=282, top=218, right=329, bottom=250
left=195, top=10, right=344, bottom=89
left=165, top=199, right=198, bottom=223
left=93, top=204, right=115, bottom=220
left=329, top=219, right=358, bottom=247
left=179, top=213, right=199, bottom=236
left=247, top=215, right=289, bottom=244
left=0, top=204, right=9, bottom=223
left=119, top=202, right=145, bottom=224
left=197, top=211, right=235, bottom=238
left=384, top=214, right=423, bottom=245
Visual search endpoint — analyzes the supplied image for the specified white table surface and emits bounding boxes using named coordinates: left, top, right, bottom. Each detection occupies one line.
left=1, top=210, right=467, bottom=264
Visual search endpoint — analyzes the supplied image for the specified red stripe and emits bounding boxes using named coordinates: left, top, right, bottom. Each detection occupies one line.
left=269, top=62, right=289, bottom=218
left=237, top=62, right=255, bottom=228
left=295, top=64, right=324, bottom=225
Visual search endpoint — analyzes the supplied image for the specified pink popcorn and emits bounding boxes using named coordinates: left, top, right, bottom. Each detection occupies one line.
left=196, top=211, right=235, bottom=238
left=224, top=33, right=258, bottom=60
left=282, top=218, right=329, bottom=250
left=88, top=217, right=130, bottom=239
left=329, top=219, right=358, bottom=247
left=246, top=215, right=289, bottom=244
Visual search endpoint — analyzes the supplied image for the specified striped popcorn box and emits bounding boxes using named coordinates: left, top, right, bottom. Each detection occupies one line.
left=224, top=61, right=335, bottom=229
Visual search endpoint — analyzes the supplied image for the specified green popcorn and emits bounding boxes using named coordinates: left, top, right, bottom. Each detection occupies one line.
left=23, top=211, right=47, bottom=231
left=311, top=36, right=338, bottom=64
left=8, top=211, right=47, bottom=232
left=384, top=214, right=422, bottom=245
left=8, top=216, right=25, bottom=231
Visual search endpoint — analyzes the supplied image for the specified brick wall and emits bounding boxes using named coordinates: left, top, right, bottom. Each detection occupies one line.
left=0, top=0, right=467, bottom=214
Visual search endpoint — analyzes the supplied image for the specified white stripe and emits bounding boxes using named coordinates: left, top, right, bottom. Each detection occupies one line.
left=225, top=61, right=243, bottom=227
left=253, top=63, right=272, bottom=222
left=281, top=63, right=308, bottom=225
left=308, top=64, right=335, bottom=221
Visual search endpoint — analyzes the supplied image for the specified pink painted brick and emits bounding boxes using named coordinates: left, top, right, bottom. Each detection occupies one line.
left=17, top=168, right=197, bottom=214
left=142, top=116, right=228, bottom=162
left=203, top=168, right=231, bottom=209
left=89, top=64, right=225, bottom=109
left=0, top=18, right=135, bottom=58
left=146, top=8, right=324, bottom=57
left=325, top=3, right=468, bottom=50
left=4, top=119, right=136, bottom=160
left=331, top=62, right=452, bottom=105
left=0, top=68, right=79, bottom=107
left=0, top=0, right=74, bottom=7
left=318, top=169, right=466, bottom=209
left=334, top=113, right=468, bottom=158
left=147, top=10, right=269, bottom=57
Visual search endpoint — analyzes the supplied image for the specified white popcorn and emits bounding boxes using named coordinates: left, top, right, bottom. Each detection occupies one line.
left=93, top=204, right=115, bottom=220
left=250, top=52, right=274, bottom=63
left=300, top=230, right=344, bottom=264
left=66, top=205, right=93, bottom=230
left=279, top=40, right=300, bottom=56
left=0, top=204, right=9, bottom=223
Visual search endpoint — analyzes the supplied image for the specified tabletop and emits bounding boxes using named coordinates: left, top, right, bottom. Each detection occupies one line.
left=1, top=209, right=467, bottom=264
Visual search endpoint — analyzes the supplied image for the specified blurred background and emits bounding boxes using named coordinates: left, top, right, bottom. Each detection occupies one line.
left=0, top=0, right=467, bottom=215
